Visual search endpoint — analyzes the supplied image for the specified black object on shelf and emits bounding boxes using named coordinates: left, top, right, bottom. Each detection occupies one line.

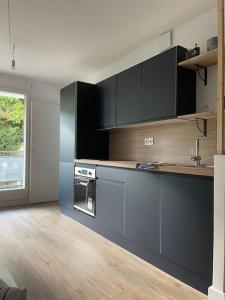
left=185, top=44, right=208, bottom=86
left=186, top=44, right=200, bottom=60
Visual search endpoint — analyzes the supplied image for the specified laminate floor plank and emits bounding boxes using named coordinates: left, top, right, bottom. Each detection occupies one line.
left=0, top=203, right=206, bottom=300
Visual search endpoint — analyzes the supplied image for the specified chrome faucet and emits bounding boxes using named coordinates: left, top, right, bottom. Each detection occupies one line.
left=191, top=136, right=205, bottom=166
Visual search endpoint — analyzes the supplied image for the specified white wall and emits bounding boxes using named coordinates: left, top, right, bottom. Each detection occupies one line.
left=0, top=6, right=219, bottom=205
left=85, top=7, right=218, bottom=113
left=0, top=73, right=60, bottom=205
left=0, top=73, right=60, bottom=105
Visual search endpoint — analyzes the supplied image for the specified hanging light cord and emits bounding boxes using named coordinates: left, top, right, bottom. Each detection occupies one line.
left=7, top=0, right=16, bottom=68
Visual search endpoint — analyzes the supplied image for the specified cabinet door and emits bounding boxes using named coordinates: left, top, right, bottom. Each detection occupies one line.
left=125, top=171, right=160, bottom=253
left=59, top=162, right=74, bottom=210
left=141, top=47, right=177, bottom=121
left=117, top=65, right=141, bottom=125
left=60, top=83, right=76, bottom=162
left=96, top=179, right=125, bottom=235
left=160, top=174, right=213, bottom=280
left=97, top=76, right=116, bottom=129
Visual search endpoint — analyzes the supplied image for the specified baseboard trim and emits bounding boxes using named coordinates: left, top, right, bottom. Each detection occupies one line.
left=0, top=198, right=28, bottom=209
left=28, top=199, right=59, bottom=204
left=208, top=286, right=225, bottom=300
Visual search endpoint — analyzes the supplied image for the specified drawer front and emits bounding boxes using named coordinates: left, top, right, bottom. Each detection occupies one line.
left=96, top=166, right=125, bottom=182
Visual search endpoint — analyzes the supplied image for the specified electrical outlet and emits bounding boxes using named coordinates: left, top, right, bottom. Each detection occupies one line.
left=144, top=138, right=149, bottom=145
left=144, top=137, right=154, bottom=146
left=149, top=137, right=154, bottom=145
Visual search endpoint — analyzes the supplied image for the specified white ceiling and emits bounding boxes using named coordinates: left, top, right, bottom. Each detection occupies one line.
left=0, top=0, right=216, bottom=85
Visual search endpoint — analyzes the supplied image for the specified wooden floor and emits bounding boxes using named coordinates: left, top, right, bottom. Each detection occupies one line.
left=0, top=203, right=206, bottom=300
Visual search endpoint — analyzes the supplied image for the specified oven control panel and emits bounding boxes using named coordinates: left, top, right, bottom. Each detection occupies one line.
left=75, top=167, right=96, bottom=179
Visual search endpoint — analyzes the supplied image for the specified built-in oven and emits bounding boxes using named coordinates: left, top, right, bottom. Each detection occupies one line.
left=74, top=166, right=96, bottom=217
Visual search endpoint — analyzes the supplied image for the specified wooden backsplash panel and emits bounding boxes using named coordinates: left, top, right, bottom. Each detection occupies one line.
left=109, top=119, right=218, bottom=165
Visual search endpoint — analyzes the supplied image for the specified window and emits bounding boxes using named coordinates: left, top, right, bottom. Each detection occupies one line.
left=0, top=91, right=26, bottom=191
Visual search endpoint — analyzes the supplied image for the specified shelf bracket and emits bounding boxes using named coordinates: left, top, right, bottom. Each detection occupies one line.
left=195, top=118, right=208, bottom=138
left=196, top=64, right=207, bottom=86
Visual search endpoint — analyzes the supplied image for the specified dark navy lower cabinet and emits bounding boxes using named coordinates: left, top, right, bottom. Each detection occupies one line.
left=60, top=165, right=213, bottom=294
left=59, top=162, right=74, bottom=210
left=160, top=173, right=213, bottom=282
left=125, top=170, right=160, bottom=254
left=96, top=178, right=125, bottom=236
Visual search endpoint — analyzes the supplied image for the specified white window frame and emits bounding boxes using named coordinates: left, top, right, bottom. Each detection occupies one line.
left=0, top=88, right=30, bottom=204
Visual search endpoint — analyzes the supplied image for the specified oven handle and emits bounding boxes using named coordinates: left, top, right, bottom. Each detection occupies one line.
left=75, top=176, right=96, bottom=185
left=79, top=181, right=88, bottom=187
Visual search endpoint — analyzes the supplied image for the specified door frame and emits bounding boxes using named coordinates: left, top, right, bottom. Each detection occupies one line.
left=0, top=87, right=30, bottom=205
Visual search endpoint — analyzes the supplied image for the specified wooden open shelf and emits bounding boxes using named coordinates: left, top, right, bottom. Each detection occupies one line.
left=112, top=110, right=218, bottom=130
left=178, top=111, right=217, bottom=120
left=178, top=48, right=218, bottom=70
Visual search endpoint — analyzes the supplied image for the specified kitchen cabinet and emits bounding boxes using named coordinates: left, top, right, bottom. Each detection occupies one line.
left=97, top=76, right=117, bottom=129
left=64, top=164, right=213, bottom=293
left=59, top=162, right=74, bottom=210
left=141, top=46, right=196, bottom=121
left=60, top=83, right=76, bottom=162
left=76, top=82, right=109, bottom=159
left=141, top=47, right=176, bottom=121
left=96, top=167, right=125, bottom=235
left=97, top=166, right=125, bottom=182
left=60, top=81, right=108, bottom=161
left=116, top=64, right=141, bottom=125
left=96, top=180, right=125, bottom=236
left=96, top=46, right=195, bottom=129
left=59, top=82, right=109, bottom=214
left=160, top=173, right=213, bottom=280
left=125, top=170, right=160, bottom=253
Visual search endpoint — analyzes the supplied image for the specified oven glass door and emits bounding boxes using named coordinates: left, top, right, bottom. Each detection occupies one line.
left=74, top=176, right=96, bottom=217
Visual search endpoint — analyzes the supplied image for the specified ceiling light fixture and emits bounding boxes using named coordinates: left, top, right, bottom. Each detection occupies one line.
left=7, top=0, right=16, bottom=71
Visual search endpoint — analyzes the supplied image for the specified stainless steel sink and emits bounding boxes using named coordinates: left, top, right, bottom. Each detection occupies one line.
left=172, top=163, right=214, bottom=168
left=137, top=162, right=214, bottom=170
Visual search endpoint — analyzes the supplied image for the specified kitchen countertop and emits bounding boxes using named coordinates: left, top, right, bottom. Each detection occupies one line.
left=74, top=159, right=214, bottom=177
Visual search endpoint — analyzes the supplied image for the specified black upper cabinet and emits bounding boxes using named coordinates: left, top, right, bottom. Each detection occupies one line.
left=97, top=76, right=116, bottom=129
left=141, top=46, right=196, bottom=122
left=60, top=81, right=109, bottom=162
left=60, top=83, right=76, bottom=162
left=142, top=48, right=176, bottom=121
left=96, top=46, right=196, bottom=129
left=76, top=82, right=108, bottom=159
left=117, top=64, right=141, bottom=125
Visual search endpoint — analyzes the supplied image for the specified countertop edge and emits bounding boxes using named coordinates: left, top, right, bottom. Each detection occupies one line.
left=74, top=160, right=214, bottom=177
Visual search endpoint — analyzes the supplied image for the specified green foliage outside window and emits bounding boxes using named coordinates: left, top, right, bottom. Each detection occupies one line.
left=0, top=96, right=24, bottom=152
